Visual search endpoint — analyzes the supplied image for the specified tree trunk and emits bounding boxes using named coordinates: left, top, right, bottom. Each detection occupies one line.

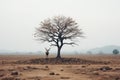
left=56, top=47, right=61, bottom=59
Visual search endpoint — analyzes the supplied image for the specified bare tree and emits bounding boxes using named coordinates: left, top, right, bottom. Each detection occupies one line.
left=34, top=16, right=83, bottom=58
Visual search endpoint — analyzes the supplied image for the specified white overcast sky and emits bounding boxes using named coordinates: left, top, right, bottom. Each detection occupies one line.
left=0, top=0, right=120, bottom=52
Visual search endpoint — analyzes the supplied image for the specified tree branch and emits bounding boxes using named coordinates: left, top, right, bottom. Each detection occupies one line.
left=63, top=42, right=77, bottom=45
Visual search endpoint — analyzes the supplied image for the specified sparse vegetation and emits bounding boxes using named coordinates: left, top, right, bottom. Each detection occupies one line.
left=0, top=55, right=120, bottom=80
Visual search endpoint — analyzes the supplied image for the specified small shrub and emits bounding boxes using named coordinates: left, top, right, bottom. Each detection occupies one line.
left=113, top=49, right=119, bottom=55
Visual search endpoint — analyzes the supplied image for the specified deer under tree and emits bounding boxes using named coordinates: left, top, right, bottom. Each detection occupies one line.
left=45, top=48, right=50, bottom=58
left=34, top=16, right=84, bottom=59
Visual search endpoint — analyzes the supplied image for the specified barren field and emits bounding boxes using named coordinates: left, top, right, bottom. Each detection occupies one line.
left=0, top=54, right=120, bottom=80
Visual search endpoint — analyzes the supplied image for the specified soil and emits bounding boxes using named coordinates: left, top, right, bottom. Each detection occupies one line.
left=0, top=54, right=120, bottom=80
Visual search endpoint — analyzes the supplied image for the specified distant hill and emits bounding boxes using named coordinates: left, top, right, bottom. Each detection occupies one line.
left=0, top=45, right=120, bottom=55
left=0, top=50, right=14, bottom=54
left=0, top=50, right=42, bottom=55
left=87, top=45, right=120, bottom=54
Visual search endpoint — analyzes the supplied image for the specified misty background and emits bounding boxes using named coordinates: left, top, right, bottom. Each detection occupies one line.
left=0, top=0, right=120, bottom=54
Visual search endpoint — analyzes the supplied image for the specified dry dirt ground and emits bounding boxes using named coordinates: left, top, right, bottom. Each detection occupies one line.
left=0, top=55, right=120, bottom=80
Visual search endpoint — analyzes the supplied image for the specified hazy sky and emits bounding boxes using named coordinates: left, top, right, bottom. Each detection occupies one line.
left=0, top=0, right=120, bottom=52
